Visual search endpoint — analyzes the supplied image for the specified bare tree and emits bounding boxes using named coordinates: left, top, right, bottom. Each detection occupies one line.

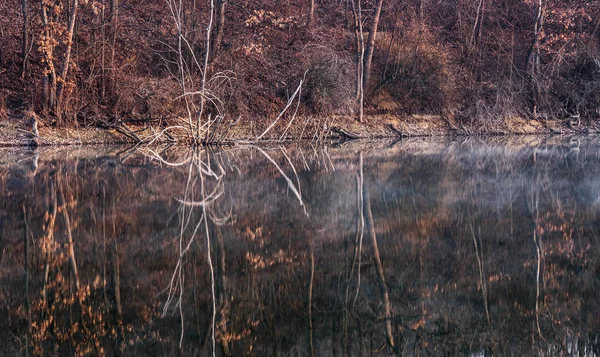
left=469, top=0, right=486, bottom=52
left=55, top=0, right=80, bottom=119
left=21, top=0, right=29, bottom=78
left=40, top=0, right=57, bottom=110
left=526, top=0, right=544, bottom=117
left=308, top=0, right=316, bottom=28
left=349, top=0, right=365, bottom=122
left=110, top=0, right=119, bottom=93
left=212, top=0, right=226, bottom=60
left=363, top=0, right=385, bottom=92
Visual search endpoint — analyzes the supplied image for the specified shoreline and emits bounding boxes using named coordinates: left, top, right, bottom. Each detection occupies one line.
left=0, top=114, right=597, bottom=147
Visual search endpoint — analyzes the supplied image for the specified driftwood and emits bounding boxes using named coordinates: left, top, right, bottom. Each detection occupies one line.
left=331, top=126, right=362, bottom=140
left=385, top=123, right=408, bottom=137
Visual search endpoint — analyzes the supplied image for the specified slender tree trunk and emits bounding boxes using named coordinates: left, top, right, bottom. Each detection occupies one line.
left=308, top=240, right=315, bottom=357
left=308, top=0, right=315, bottom=28
left=526, top=0, right=543, bottom=117
left=469, top=0, right=485, bottom=51
left=362, top=0, right=385, bottom=92
left=197, top=0, right=215, bottom=141
left=211, top=0, right=225, bottom=60
left=364, top=186, right=395, bottom=350
left=23, top=206, right=31, bottom=356
left=40, top=0, right=57, bottom=110
left=109, top=0, right=118, bottom=96
left=21, top=0, right=29, bottom=78
left=55, top=0, right=79, bottom=119
left=350, top=0, right=365, bottom=122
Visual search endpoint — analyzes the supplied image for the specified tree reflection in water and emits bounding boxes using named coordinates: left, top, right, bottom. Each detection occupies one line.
left=0, top=137, right=599, bottom=356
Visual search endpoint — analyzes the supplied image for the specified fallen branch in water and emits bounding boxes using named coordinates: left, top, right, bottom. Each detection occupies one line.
left=331, top=126, right=362, bottom=140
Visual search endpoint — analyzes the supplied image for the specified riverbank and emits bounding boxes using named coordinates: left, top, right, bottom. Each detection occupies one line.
left=0, top=113, right=597, bottom=147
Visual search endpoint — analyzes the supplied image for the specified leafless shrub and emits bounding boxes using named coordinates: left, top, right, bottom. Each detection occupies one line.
left=549, top=48, right=600, bottom=120
left=301, top=45, right=354, bottom=114
left=457, top=80, right=529, bottom=126
left=374, top=22, right=458, bottom=115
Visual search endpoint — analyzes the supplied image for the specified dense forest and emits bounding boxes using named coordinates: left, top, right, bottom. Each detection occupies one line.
left=1, top=0, right=600, bottom=137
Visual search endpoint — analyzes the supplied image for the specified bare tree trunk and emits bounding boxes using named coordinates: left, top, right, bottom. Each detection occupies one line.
left=110, top=0, right=118, bottom=95
left=55, top=0, right=79, bottom=119
left=350, top=0, right=365, bottom=122
left=211, top=0, right=226, bottom=60
left=469, top=0, right=485, bottom=51
left=21, top=0, right=29, bottom=78
left=197, top=0, right=215, bottom=141
left=40, top=0, right=57, bottom=110
left=308, top=0, right=315, bottom=28
left=362, top=0, right=385, bottom=93
left=526, top=0, right=543, bottom=117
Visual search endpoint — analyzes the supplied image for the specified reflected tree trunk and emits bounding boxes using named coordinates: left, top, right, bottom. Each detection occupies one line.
left=531, top=188, right=544, bottom=338
left=57, top=185, right=81, bottom=293
left=344, top=152, right=366, bottom=356
left=308, top=239, right=315, bottom=357
left=41, top=180, right=58, bottom=307
left=364, top=180, right=395, bottom=350
left=469, top=222, right=491, bottom=326
left=23, top=205, right=31, bottom=356
left=111, top=233, right=125, bottom=355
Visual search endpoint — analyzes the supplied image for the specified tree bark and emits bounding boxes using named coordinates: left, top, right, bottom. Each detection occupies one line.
left=40, top=0, right=57, bottom=109
left=362, top=0, right=385, bottom=93
left=55, top=0, right=79, bottom=118
left=21, top=0, right=28, bottom=78
left=350, top=0, right=365, bottom=122
left=526, top=0, right=543, bottom=116
left=469, top=0, right=485, bottom=51
left=308, top=0, right=315, bottom=28
left=211, top=0, right=226, bottom=60
left=110, top=0, right=118, bottom=94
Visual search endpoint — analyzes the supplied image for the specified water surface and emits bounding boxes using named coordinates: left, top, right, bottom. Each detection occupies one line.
left=1, top=137, right=599, bottom=356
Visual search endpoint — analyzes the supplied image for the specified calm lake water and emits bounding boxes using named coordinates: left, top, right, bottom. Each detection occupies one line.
left=0, top=137, right=599, bottom=356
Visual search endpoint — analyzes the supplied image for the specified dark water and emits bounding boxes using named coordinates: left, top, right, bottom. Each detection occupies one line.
left=1, top=137, right=599, bottom=356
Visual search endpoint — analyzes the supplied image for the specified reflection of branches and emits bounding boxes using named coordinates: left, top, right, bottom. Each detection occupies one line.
left=352, top=152, right=365, bottom=309
left=160, top=149, right=227, bottom=354
left=364, top=178, right=395, bottom=351
left=527, top=185, right=544, bottom=340
left=469, top=221, right=491, bottom=326
left=254, top=146, right=307, bottom=215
